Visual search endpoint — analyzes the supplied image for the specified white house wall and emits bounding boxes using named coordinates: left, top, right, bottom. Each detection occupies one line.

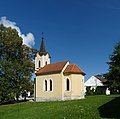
left=84, top=76, right=104, bottom=87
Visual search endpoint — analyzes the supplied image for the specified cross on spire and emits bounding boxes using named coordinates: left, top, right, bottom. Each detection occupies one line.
left=41, top=32, right=44, bottom=40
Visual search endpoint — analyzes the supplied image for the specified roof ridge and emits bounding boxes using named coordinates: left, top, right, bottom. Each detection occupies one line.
left=71, top=64, right=80, bottom=71
left=70, top=64, right=75, bottom=71
left=49, top=61, right=68, bottom=65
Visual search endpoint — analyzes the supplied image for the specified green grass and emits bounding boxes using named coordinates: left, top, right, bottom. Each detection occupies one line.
left=0, top=95, right=120, bottom=119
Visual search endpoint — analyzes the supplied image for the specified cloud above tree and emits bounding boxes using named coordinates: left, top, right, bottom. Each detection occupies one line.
left=0, top=17, right=35, bottom=47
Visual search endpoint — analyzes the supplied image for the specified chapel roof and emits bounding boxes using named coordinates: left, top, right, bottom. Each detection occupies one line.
left=36, top=61, right=85, bottom=76
left=36, top=61, right=68, bottom=75
left=64, top=64, right=86, bottom=75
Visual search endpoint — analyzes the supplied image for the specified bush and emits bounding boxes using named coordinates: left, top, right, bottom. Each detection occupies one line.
left=86, top=87, right=95, bottom=95
left=95, top=86, right=106, bottom=95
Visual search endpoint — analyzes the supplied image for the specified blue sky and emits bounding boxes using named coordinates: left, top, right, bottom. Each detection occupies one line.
left=0, top=0, right=120, bottom=79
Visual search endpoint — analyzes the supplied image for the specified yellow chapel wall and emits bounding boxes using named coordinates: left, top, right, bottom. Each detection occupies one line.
left=62, top=75, right=72, bottom=98
left=35, top=73, right=63, bottom=101
left=63, top=74, right=84, bottom=99
left=71, top=74, right=84, bottom=98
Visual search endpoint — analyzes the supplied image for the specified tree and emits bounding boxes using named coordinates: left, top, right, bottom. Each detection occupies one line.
left=106, top=41, right=120, bottom=94
left=0, top=24, right=23, bottom=103
left=0, top=25, right=36, bottom=103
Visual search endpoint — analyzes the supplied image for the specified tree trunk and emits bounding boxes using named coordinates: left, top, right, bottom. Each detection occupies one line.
left=16, top=94, right=19, bottom=102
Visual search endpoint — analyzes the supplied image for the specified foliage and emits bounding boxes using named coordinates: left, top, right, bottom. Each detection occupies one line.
left=106, top=41, right=120, bottom=93
left=95, top=86, right=106, bottom=95
left=0, top=25, right=36, bottom=103
left=0, top=95, right=119, bottom=119
left=86, top=86, right=107, bottom=95
left=86, top=87, right=95, bottom=95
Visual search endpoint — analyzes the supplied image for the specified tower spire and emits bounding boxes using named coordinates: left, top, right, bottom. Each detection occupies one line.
left=35, top=33, right=51, bottom=69
left=39, top=32, right=47, bottom=55
left=41, top=32, right=44, bottom=39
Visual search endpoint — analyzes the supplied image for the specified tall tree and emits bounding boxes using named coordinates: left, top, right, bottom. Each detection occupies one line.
left=0, top=25, right=36, bottom=103
left=20, top=45, right=36, bottom=101
left=106, top=41, right=120, bottom=93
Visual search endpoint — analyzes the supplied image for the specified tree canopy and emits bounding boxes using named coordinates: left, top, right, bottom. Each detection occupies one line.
left=0, top=24, right=36, bottom=103
left=106, top=41, right=120, bottom=93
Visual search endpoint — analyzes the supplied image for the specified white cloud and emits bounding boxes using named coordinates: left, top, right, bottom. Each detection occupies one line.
left=0, top=17, right=35, bottom=47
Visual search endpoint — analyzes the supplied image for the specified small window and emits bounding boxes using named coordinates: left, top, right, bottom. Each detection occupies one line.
left=50, top=79, right=52, bottom=91
left=45, top=80, right=47, bottom=91
left=66, top=79, right=70, bottom=91
left=39, top=61, right=41, bottom=67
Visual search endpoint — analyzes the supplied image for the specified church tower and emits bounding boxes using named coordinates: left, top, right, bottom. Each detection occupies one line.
left=35, top=36, right=51, bottom=71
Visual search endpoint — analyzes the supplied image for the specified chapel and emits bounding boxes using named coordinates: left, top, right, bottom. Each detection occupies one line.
left=34, top=37, right=85, bottom=102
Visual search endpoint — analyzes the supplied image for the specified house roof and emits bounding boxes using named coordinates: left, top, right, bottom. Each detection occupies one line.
left=94, top=75, right=107, bottom=82
left=84, top=76, right=103, bottom=86
left=36, top=61, right=68, bottom=75
left=36, top=61, right=85, bottom=76
left=64, top=64, right=86, bottom=75
left=84, top=75, right=107, bottom=87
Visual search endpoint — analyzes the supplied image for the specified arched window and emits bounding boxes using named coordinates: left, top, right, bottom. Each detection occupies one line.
left=50, top=79, right=52, bottom=91
left=39, top=60, right=41, bottom=67
left=45, top=80, right=47, bottom=91
left=66, top=79, right=70, bottom=91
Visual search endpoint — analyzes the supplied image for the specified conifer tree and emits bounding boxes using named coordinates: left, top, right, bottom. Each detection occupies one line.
left=107, top=41, right=120, bottom=93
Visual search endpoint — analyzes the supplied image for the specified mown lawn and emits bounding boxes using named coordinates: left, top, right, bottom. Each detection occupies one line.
left=0, top=95, right=120, bottom=119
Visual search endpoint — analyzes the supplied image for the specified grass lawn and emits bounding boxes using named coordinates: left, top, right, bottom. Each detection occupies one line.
left=0, top=95, right=120, bottom=119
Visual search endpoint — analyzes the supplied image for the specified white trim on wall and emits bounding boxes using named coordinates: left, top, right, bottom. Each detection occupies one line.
left=43, top=78, right=53, bottom=92
left=43, top=79, right=48, bottom=92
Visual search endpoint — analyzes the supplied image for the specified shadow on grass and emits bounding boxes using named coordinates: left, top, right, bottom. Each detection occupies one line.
left=98, top=96, right=120, bottom=119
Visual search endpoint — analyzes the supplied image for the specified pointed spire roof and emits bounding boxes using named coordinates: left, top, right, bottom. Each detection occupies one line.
left=39, top=33, right=50, bottom=57
left=40, top=37, right=46, bottom=53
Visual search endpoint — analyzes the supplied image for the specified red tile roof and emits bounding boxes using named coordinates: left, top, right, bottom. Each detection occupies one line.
left=36, top=61, right=85, bottom=76
left=36, top=61, right=68, bottom=75
left=64, top=64, right=86, bottom=75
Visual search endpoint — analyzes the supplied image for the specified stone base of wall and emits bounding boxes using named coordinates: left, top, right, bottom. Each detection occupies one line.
left=71, top=95, right=85, bottom=100
left=35, top=97, right=62, bottom=102
left=63, top=95, right=84, bottom=100
left=35, top=95, right=84, bottom=102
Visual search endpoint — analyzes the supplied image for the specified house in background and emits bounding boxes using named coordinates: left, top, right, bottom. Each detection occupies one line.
left=34, top=37, right=85, bottom=102
left=84, top=75, right=108, bottom=94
